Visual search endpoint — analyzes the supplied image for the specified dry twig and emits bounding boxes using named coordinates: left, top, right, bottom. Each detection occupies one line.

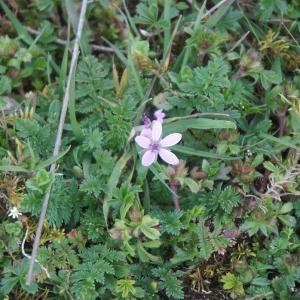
left=264, top=153, right=300, bottom=200
left=22, top=224, right=50, bottom=279
left=26, top=0, right=88, bottom=284
left=25, top=26, right=118, bottom=53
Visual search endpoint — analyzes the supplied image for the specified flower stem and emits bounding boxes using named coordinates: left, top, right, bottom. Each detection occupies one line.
left=259, top=109, right=287, bottom=193
left=277, top=108, right=287, bottom=137
left=170, top=181, right=180, bottom=210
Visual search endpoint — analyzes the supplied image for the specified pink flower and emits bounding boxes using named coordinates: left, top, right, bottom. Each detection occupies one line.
left=140, top=127, right=152, bottom=139
left=154, top=109, right=166, bottom=123
left=217, top=247, right=226, bottom=255
left=135, top=121, right=182, bottom=167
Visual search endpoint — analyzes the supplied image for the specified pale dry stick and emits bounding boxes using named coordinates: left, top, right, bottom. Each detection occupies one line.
left=26, top=26, right=118, bottom=53
left=201, top=0, right=233, bottom=21
left=26, top=0, right=89, bottom=285
left=186, top=0, right=201, bottom=11
left=266, top=152, right=300, bottom=198
left=188, top=0, right=232, bottom=16
left=251, top=153, right=300, bottom=201
left=230, top=30, right=250, bottom=51
left=22, top=224, right=50, bottom=279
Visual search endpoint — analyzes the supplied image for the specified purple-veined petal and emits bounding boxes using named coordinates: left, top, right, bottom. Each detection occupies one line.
left=160, top=133, right=182, bottom=147
left=158, top=149, right=179, bottom=165
left=151, top=120, right=162, bottom=142
left=135, top=136, right=151, bottom=149
left=142, top=150, right=157, bottom=167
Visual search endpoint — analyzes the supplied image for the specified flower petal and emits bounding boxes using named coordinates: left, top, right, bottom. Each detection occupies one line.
left=154, top=109, right=166, bottom=123
left=151, top=120, right=162, bottom=142
left=142, top=150, right=157, bottom=167
left=140, top=128, right=152, bottom=139
left=135, top=136, right=151, bottom=149
left=158, top=149, right=179, bottom=165
left=160, top=133, right=182, bottom=147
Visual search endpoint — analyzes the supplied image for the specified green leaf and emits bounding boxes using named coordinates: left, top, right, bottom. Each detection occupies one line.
left=139, top=226, right=160, bottom=240
left=0, top=76, right=12, bottom=95
left=102, top=37, right=128, bottom=65
left=4, top=222, right=22, bottom=236
left=103, top=150, right=132, bottom=225
left=35, top=169, right=51, bottom=187
left=140, top=215, right=160, bottom=240
left=278, top=215, right=296, bottom=227
left=0, top=276, right=19, bottom=295
left=136, top=243, right=159, bottom=262
left=279, top=202, right=293, bottom=214
left=35, top=146, right=71, bottom=171
left=142, top=240, right=161, bottom=248
left=158, top=210, right=185, bottom=236
left=69, top=70, right=84, bottom=140
left=252, top=277, right=271, bottom=286
left=222, top=273, right=236, bottom=289
left=116, top=279, right=136, bottom=298
left=0, top=165, right=30, bottom=173
left=252, top=154, right=264, bottom=167
left=159, top=271, right=184, bottom=300
left=0, top=1, right=33, bottom=45
left=198, top=221, right=211, bottom=260
left=172, top=145, right=238, bottom=160
left=163, top=118, right=236, bottom=134
left=21, top=280, right=39, bottom=294
left=206, top=0, right=235, bottom=27
left=183, top=178, right=199, bottom=193
left=260, top=134, right=300, bottom=151
left=260, top=70, right=282, bottom=90
left=263, top=161, right=277, bottom=172
left=149, top=163, right=173, bottom=193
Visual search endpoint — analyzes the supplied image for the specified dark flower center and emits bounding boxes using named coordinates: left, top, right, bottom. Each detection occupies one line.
left=150, top=143, right=160, bottom=151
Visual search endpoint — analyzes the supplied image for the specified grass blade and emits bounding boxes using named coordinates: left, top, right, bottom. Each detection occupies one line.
left=35, top=146, right=71, bottom=171
left=172, top=145, right=239, bottom=160
left=0, top=165, right=30, bottom=173
left=69, top=71, right=84, bottom=140
left=149, top=164, right=173, bottom=193
left=163, top=118, right=236, bottom=134
left=163, top=0, right=171, bottom=59
left=260, top=134, right=300, bottom=151
left=0, top=1, right=33, bottom=45
left=103, top=150, right=132, bottom=226
left=206, top=0, right=235, bottom=28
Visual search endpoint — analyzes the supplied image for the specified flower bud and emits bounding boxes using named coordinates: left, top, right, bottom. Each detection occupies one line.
left=190, top=166, right=207, bottom=180
left=130, top=210, right=141, bottom=222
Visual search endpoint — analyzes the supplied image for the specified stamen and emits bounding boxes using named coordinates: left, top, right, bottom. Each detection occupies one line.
left=150, top=143, right=160, bottom=151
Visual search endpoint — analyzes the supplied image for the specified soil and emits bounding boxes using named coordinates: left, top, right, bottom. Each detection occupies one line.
left=184, top=289, right=229, bottom=300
